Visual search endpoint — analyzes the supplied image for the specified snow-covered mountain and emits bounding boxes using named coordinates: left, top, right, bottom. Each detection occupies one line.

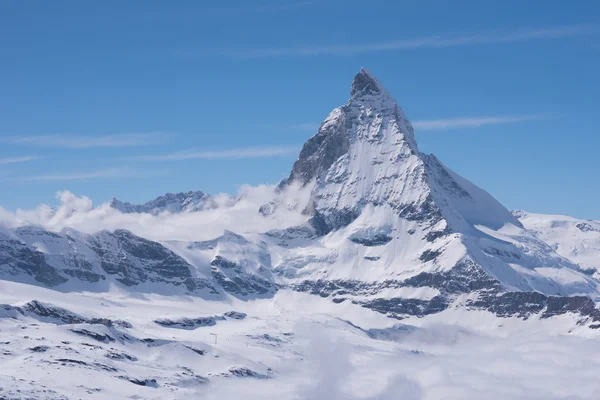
left=267, top=68, right=600, bottom=319
left=2, top=68, right=600, bottom=399
left=514, top=210, right=600, bottom=276
left=2, top=68, right=600, bottom=321
left=109, top=191, right=233, bottom=214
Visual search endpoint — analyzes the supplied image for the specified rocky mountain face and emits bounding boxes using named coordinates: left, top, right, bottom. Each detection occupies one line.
left=0, top=226, right=218, bottom=295
left=1, top=68, right=600, bottom=327
left=0, top=224, right=276, bottom=299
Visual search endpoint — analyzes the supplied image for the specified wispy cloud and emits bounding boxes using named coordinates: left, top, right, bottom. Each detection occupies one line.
left=212, top=24, right=600, bottom=58
left=412, top=115, right=543, bottom=131
left=128, top=146, right=299, bottom=161
left=17, top=167, right=169, bottom=182
left=283, top=115, right=544, bottom=134
left=0, top=132, right=172, bottom=149
left=0, top=156, right=38, bottom=165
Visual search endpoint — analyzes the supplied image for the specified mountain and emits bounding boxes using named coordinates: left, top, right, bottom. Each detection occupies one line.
left=269, top=68, right=600, bottom=320
left=109, top=191, right=230, bottom=214
left=0, top=225, right=277, bottom=299
left=514, top=210, right=600, bottom=276
left=2, top=68, right=600, bottom=324
left=0, top=226, right=218, bottom=295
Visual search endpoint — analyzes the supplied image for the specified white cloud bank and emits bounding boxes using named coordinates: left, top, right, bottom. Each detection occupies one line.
left=0, top=184, right=311, bottom=242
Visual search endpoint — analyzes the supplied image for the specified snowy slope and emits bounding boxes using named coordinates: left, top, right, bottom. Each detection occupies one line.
left=2, top=280, right=600, bottom=399
left=515, top=210, right=600, bottom=275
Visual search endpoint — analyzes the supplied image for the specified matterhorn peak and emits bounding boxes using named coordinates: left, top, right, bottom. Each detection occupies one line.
left=351, top=68, right=383, bottom=97
left=283, top=68, right=418, bottom=188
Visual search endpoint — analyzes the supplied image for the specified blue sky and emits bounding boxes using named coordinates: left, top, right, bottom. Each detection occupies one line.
left=1, top=0, right=599, bottom=219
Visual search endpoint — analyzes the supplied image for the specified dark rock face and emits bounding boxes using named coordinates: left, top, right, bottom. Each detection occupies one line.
left=62, top=269, right=105, bottom=283
left=155, top=316, right=220, bottom=329
left=210, top=256, right=275, bottom=298
left=468, top=291, right=600, bottom=322
left=419, top=249, right=441, bottom=262
left=228, top=367, right=270, bottom=379
left=223, top=311, right=247, bottom=320
left=362, top=296, right=449, bottom=318
left=294, top=259, right=600, bottom=326
left=401, top=260, right=502, bottom=294
left=1, top=228, right=218, bottom=294
left=0, top=237, right=67, bottom=286
left=308, top=208, right=360, bottom=236
left=22, top=300, right=87, bottom=324
left=468, top=292, right=547, bottom=319
left=258, top=201, right=277, bottom=217
left=105, top=351, right=137, bottom=361
left=0, top=300, right=135, bottom=333
left=283, top=111, right=350, bottom=187
left=397, top=194, right=443, bottom=226
left=185, top=346, right=206, bottom=356
left=120, top=377, right=159, bottom=387
left=89, top=229, right=194, bottom=287
left=294, top=277, right=451, bottom=317
left=351, top=69, right=381, bottom=97
left=1, top=300, right=85, bottom=324
left=349, top=234, right=392, bottom=247
left=69, top=329, right=115, bottom=343
left=576, top=222, right=599, bottom=233
left=29, top=345, right=49, bottom=353
left=155, top=310, right=247, bottom=329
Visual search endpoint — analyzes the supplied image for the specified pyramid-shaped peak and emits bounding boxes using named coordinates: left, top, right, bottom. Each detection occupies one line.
left=351, top=68, right=385, bottom=97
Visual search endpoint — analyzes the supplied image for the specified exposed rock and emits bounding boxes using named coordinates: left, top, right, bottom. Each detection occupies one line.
left=69, top=329, right=115, bottom=343
left=228, top=367, right=270, bottom=379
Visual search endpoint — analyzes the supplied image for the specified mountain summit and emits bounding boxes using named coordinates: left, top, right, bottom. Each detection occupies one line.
left=286, top=68, right=516, bottom=234
left=350, top=68, right=383, bottom=97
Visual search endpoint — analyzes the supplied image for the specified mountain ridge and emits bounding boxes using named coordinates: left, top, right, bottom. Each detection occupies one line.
left=109, top=191, right=233, bottom=215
